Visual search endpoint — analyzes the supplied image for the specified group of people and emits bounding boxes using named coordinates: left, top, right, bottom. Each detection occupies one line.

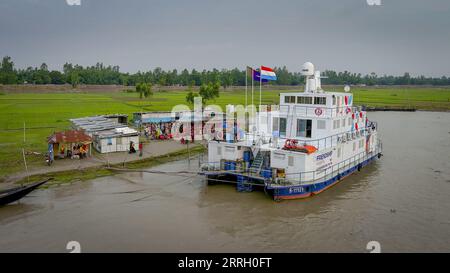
left=143, top=122, right=173, bottom=140
left=59, top=143, right=89, bottom=159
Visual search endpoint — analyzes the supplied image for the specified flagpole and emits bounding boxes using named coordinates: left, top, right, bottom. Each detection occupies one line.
left=245, top=67, right=248, bottom=107
left=259, top=66, right=262, bottom=109
left=251, top=69, right=254, bottom=107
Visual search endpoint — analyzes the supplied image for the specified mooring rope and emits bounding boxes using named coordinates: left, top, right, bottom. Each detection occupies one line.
left=105, top=167, right=269, bottom=187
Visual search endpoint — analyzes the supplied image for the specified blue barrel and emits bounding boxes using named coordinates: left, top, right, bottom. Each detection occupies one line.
left=224, top=162, right=229, bottom=170
left=262, top=168, right=272, bottom=179
left=243, top=151, right=251, bottom=162
left=229, top=162, right=236, bottom=170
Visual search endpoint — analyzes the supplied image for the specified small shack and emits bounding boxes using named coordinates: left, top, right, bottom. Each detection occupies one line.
left=93, top=127, right=140, bottom=153
left=47, top=130, right=93, bottom=159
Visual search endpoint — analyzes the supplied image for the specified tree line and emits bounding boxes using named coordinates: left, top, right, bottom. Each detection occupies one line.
left=1, top=56, right=449, bottom=87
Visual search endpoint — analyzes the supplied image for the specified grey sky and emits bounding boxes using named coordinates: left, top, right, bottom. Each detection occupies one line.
left=1, top=0, right=449, bottom=76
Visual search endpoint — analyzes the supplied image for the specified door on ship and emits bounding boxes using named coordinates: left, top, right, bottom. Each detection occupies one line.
left=279, top=118, right=287, bottom=138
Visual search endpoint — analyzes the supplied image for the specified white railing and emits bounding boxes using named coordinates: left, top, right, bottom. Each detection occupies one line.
left=270, top=140, right=382, bottom=186
left=278, top=105, right=361, bottom=118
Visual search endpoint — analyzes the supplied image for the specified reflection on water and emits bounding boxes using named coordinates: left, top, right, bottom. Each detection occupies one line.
left=0, top=112, right=449, bottom=252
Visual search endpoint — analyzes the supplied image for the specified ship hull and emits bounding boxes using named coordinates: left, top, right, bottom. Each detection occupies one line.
left=204, top=152, right=381, bottom=201
left=266, top=153, right=380, bottom=201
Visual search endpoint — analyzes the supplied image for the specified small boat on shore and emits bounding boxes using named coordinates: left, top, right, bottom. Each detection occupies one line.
left=0, top=179, right=51, bottom=206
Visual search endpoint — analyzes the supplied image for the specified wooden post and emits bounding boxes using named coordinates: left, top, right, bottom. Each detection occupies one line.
left=22, top=148, right=29, bottom=185
left=187, top=140, right=190, bottom=166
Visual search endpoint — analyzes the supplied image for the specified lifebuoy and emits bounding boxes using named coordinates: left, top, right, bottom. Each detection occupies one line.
left=315, top=108, right=323, bottom=116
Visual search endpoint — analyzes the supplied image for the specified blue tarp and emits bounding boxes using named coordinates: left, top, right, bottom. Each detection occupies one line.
left=141, top=117, right=174, bottom=123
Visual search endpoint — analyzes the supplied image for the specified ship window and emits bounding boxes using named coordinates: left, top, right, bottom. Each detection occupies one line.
left=337, top=147, right=341, bottom=158
left=288, top=156, right=294, bottom=166
left=342, top=119, right=345, bottom=127
left=217, top=146, right=222, bottom=155
left=279, top=118, right=287, bottom=137
left=284, top=96, right=296, bottom=103
left=317, top=120, right=326, bottom=130
left=332, top=95, right=336, bottom=105
left=359, top=139, right=364, bottom=148
left=314, top=97, right=326, bottom=105
left=296, top=119, right=312, bottom=138
left=353, top=142, right=356, bottom=151
left=297, top=96, right=312, bottom=104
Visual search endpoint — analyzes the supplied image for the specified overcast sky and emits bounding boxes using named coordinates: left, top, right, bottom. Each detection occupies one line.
left=1, top=0, right=449, bottom=76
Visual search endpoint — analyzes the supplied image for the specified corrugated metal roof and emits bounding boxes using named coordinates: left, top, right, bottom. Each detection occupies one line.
left=94, top=127, right=139, bottom=139
left=70, top=116, right=127, bottom=132
left=48, top=130, right=92, bottom=144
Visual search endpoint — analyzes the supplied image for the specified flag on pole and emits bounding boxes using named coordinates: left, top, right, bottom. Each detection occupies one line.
left=260, top=66, right=277, bottom=81
left=252, top=70, right=269, bottom=83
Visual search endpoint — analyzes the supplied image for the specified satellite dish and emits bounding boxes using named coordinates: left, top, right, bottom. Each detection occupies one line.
left=344, top=85, right=351, bottom=92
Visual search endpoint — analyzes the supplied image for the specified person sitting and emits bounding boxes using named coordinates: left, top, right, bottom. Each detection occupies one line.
left=79, top=145, right=85, bottom=159
left=129, top=142, right=136, bottom=153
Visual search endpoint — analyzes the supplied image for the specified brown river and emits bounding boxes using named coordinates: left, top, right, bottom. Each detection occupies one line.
left=1, top=112, right=449, bottom=252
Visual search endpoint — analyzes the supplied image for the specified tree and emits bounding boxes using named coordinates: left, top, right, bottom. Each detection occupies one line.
left=70, top=72, right=80, bottom=88
left=49, top=70, right=66, bottom=84
left=0, top=56, right=18, bottom=84
left=199, top=81, right=220, bottom=104
left=186, top=81, right=220, bottom=105
left=136, top=82, right=153, bottom=99
left=186, top=90, right=196, bottom=104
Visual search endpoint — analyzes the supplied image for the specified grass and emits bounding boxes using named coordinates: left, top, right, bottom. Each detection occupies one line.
left=0, top=85, right=449, bottom=179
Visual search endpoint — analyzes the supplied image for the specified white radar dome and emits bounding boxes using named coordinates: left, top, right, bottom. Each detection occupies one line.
left=301, top=62, right=315, bottom=76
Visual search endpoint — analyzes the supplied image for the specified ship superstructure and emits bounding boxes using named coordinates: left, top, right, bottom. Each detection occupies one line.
left=203, top=62, right=382, bottom=200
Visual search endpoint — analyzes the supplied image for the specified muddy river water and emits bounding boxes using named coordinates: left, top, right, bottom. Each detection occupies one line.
left=1, top=112, right=449, bottom=252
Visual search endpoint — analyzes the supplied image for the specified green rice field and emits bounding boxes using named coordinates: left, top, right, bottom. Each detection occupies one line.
left=0, top=86, right=449, bottom=179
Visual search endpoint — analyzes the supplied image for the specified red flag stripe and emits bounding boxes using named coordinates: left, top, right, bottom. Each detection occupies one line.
left=261, top=66, right=274, bottom=72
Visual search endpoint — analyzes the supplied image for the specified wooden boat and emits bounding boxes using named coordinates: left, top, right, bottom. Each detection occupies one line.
left=0, top=178, right=51, bottom=206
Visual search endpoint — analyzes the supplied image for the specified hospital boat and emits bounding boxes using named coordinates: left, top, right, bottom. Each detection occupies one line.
left=202, top=62, right=382, bottom=201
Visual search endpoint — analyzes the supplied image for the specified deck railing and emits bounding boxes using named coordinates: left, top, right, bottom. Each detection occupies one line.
left=201, top=140, right=383, bottom=187
left=240, top=124, right=378, bottom=151
left=278, top=105, right=362, bottom=118
left=270, top=140, right=383, bottom=186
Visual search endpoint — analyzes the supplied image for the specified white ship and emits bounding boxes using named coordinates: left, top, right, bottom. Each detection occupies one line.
left=202, top=62, right=382, bottom=201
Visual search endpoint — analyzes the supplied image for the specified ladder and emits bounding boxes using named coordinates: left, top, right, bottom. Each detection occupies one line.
left=249, top=151, right=264, bottom=175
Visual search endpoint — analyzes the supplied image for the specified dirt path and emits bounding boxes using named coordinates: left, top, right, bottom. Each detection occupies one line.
left=1, top=140, right=197, bottom=186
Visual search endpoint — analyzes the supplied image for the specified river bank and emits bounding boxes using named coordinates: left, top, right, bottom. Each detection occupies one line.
left=0, top=141, right=205, bottom=189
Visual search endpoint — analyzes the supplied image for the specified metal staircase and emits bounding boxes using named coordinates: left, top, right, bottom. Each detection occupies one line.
left=249, top=151, right=264, bottom=175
